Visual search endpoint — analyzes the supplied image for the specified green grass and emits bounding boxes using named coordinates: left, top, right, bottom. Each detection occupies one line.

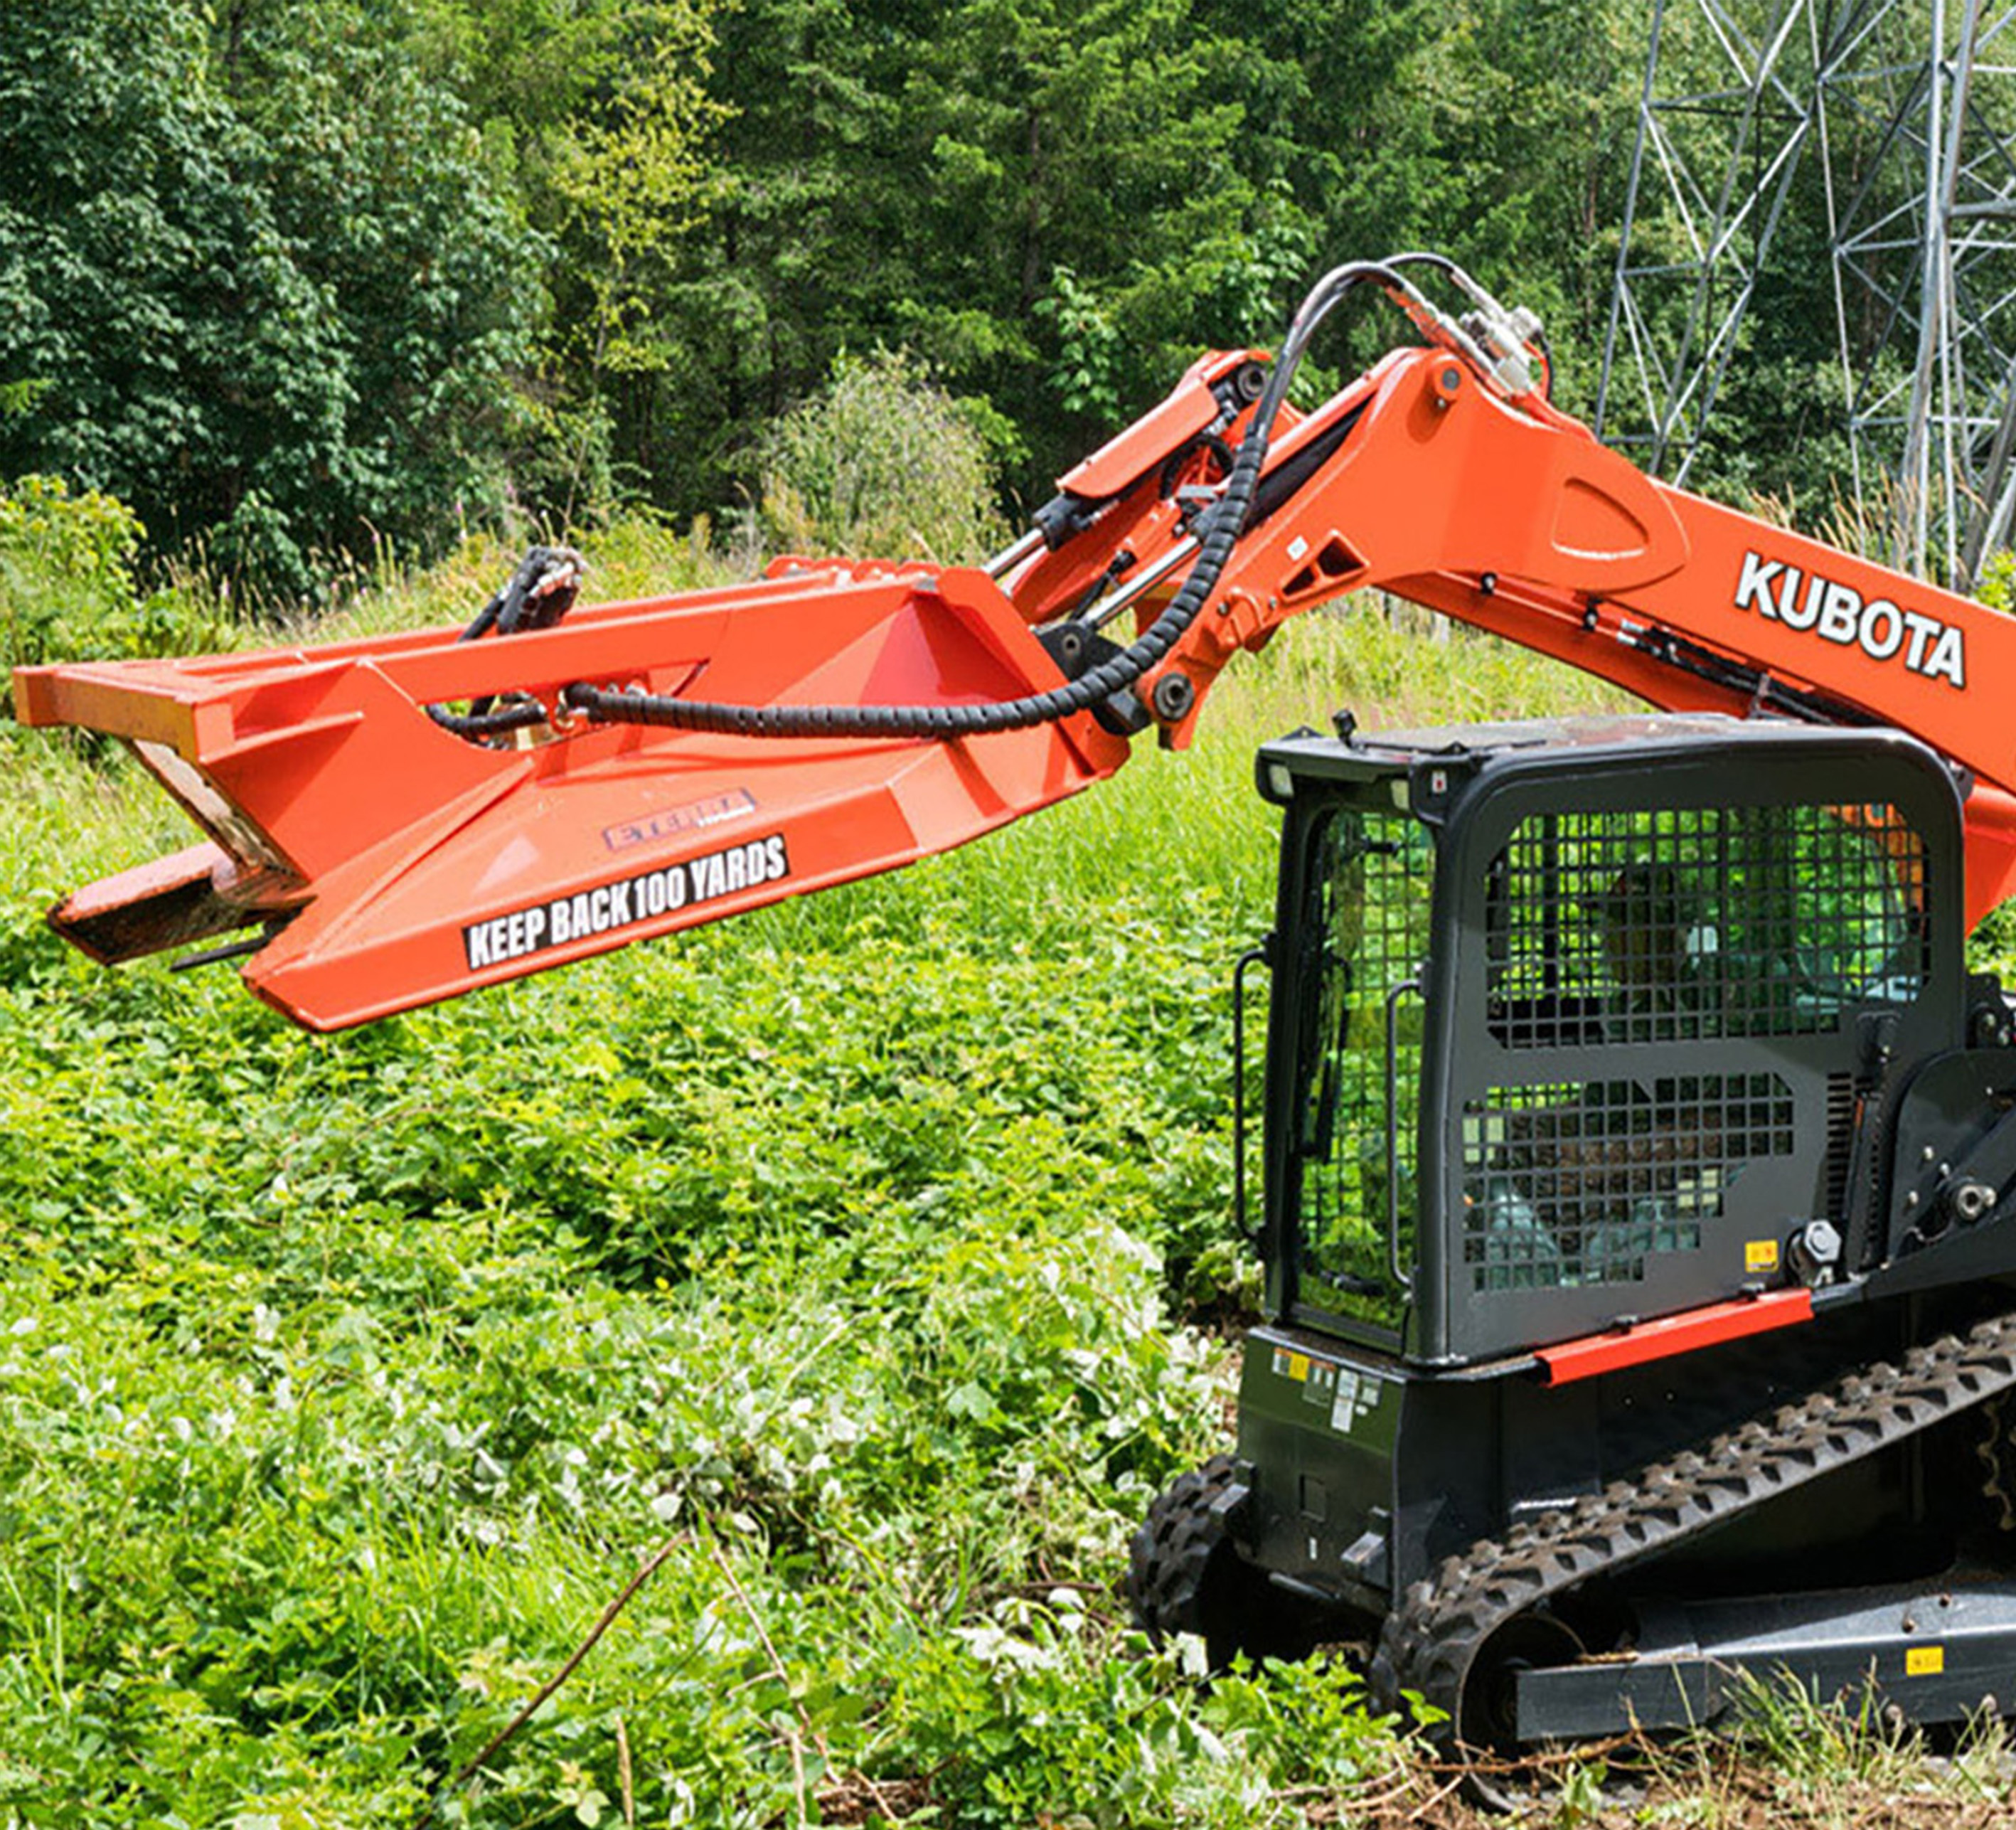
left=0, top=543, right=1859, bottom=1829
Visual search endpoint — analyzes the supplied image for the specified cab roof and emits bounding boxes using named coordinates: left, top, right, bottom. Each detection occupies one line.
left=1254, top=712, right=1955, bottom=806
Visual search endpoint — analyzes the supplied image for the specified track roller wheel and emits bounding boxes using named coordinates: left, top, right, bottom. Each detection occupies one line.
left=1459, top=1610, right=1586, bottom=1754
left=1373, top=1573, right=1625, bottom=1810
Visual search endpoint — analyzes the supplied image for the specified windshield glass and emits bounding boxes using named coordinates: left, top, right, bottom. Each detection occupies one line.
left=1291, top=804, right=1435, bottom=1329
left=1462, top=797, right=1929, bottom=1296
left=1484, top=800, right=1928, bottom=1048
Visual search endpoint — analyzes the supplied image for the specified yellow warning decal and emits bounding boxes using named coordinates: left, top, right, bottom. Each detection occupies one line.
left=1745, top=1239, right=1781, bottom=1275
left=1286, top=1353, right=1311, bottom=1383
left=1905, top=1645, right=1944, bottom=1677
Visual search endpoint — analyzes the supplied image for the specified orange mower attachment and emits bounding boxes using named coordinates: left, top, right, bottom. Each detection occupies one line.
left=11, top=552, right=1131, bottom=1030
left=11, top=342, right=1286, bottom=1031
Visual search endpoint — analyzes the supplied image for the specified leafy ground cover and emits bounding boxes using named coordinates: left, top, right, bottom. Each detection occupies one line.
left=3, top=548, right=2014, bottom=1828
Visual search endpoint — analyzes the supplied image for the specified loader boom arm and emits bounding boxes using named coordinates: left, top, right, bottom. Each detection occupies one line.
left=1003, top=337, right=2016, bottom=929
left=17, top=262, right=2016, bottom=1028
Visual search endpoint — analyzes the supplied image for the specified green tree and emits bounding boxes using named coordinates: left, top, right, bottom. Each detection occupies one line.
left=897, top=0, right=1257, bottom=478
left=640, top=0, right=915, bottom=506
left=539, top=6, right=732, bottom=518
left=0, top=0, right=541, bottom=592
left=393, top=0, right=739, bottom=523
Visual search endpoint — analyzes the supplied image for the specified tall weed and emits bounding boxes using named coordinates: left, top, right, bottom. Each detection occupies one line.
left=0, top=540, right=1623, bottom=1826
left=760, top=350, right=1010, bottom=563
left=0, top=475, right=236, bottom=671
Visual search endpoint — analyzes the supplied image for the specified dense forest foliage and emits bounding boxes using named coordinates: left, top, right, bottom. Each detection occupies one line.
left=11, top=0, right=1971, bottom=602
left=4, top=0, right=1674, bottom=599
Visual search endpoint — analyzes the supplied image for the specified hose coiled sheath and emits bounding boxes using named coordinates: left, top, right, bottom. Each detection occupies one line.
left=560, top=263, right=1412, bottom=741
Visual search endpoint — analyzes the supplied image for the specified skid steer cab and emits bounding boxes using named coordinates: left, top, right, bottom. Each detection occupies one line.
left=1132, top=711, right=2016, bottom=1767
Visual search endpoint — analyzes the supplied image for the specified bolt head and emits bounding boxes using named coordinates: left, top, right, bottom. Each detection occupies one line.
left=1150, top=671, right=1195, bottom=721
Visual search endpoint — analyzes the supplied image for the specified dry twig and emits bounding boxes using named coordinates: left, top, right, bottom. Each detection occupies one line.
left=410, top=1531, right=690, bottom=1830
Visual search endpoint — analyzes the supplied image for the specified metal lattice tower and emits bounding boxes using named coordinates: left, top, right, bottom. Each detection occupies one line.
left=1598, top=0, right=2016, bottom=587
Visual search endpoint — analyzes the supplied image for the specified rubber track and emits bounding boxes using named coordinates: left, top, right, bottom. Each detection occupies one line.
left=1370, top=1308, right=2016, bottom=1745
left=1128, top=1454, right=1238, bottom=1637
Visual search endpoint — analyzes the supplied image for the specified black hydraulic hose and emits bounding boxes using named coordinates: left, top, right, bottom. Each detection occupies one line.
left=426, top=546, right=584, bottom=740
left=561, top=262, right=1415, bottom=741
left=427, top=697, right=555, bottom=739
